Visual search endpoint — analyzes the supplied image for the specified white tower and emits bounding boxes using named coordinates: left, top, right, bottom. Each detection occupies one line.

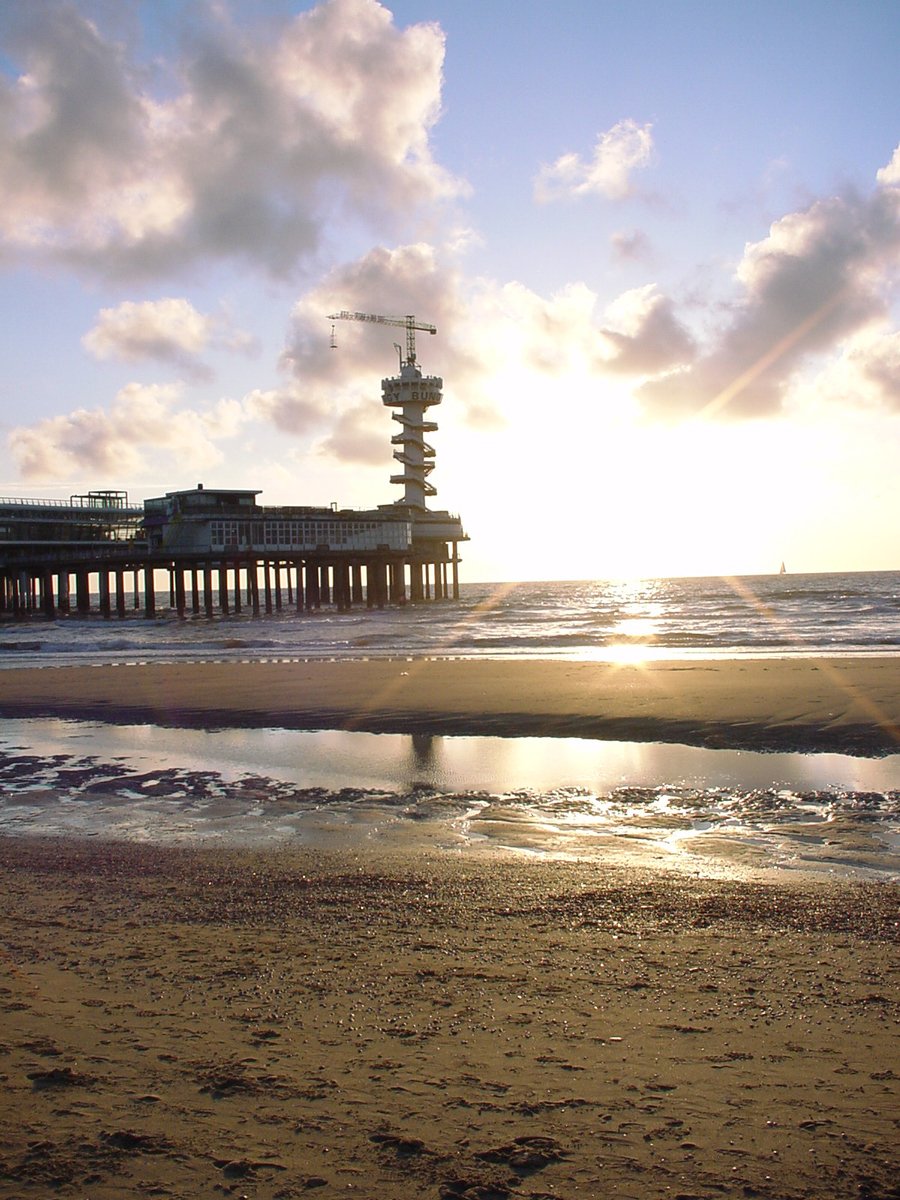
left=327, top=312, right=441, bottom=511
left=382, top=361, right=443, bottom=510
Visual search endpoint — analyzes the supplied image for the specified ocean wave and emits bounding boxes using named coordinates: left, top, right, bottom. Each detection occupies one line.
left=1, top=570, right=898, bottom=666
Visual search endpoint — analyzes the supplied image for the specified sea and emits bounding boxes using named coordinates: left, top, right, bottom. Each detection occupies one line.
left=1, top=570, right=898, bottom=879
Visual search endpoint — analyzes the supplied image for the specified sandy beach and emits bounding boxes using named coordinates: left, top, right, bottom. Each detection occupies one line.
left=0, top=836, right=897, bottom=1200
left=1, top=656, right=898, bottom=1196
left=0, top=656, right=898, bottom=753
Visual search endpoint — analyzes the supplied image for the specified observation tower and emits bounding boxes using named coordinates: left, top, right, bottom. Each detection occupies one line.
left=382, top=360, right=443, bottom=511
left=328, top=311, right=443, bottom=510
left=328, top=310, right=468, bottom=600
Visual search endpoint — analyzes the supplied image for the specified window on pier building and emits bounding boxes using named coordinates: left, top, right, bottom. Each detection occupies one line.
left=211, top=520, right=243, bottom=548
left=208, top=516, right=407, bottom=551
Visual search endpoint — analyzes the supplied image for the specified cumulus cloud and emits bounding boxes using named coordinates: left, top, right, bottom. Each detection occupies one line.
left=82, top=297, right=256, bottom=378
left=7, top=382, right=249, bottom=480
left=534, top=119, right=653, bottom=203
left=245, top=384, right=330, bottom=436
left=0, top=0, right=464, bottom=279
left=600, top=286, right=696, bottom=376
left=317, top=402, right=388, bottom=465
left=83, top=298, right=215, bottom=377
left=284, top=242, right=466, bottom=383
left=849, top=329, right=900, bottom=410
left=278, top=239, right=700, bottom=445
left=784, top=324, right=900, bottom=416
left=480, top=279, right=602, bottom=378
left=876, top=146, right=900, bottom=187
left=269, top=238, right=609, bottom=474
left=638, top=146, right=900, bottom=418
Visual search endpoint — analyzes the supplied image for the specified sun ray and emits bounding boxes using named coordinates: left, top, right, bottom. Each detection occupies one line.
left=695, top=290, right=846, bottom=421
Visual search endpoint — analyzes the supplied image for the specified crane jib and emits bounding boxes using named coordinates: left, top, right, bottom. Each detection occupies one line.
left=327, top=311, right=437, bottom=365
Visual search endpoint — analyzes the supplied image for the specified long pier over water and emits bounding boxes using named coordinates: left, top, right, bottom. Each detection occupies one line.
left=0, top=488, right=465, bottom=619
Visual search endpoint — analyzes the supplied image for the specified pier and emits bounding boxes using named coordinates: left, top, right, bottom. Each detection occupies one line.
left=0, top=489, right=464, bottom=619
left=1, top=314, right=468, bottom=620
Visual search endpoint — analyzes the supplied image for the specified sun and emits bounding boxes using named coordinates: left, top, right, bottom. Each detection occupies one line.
left=442, top=354, right=833, bottom=583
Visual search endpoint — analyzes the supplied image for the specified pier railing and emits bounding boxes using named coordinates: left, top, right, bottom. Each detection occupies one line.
left=0, top=496, right=76, bottom=507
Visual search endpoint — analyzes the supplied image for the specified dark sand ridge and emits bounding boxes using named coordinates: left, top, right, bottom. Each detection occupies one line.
left=0, top=656, right=898, bottom=753
left=0, top=837, right=897, bottom=1200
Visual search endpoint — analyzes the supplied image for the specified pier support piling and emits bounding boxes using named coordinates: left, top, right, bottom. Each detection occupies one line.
left=144, top=566, right=155, bottom=618
left=174, top=568, right=186, bottom=617
left=4, top=529, right=465, bottom=626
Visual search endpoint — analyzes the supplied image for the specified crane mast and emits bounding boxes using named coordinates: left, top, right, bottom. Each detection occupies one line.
left=327, top=311, right=436, bottom=366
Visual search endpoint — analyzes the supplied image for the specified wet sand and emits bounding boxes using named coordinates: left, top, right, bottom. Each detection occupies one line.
left=0, top=836, right=897, bottom=1200
left=0, top=655, right=898, bottom=753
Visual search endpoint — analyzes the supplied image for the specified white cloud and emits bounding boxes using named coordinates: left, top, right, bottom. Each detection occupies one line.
left=245, top=384, right=330, bottom=436
left=275, top=241, right=695, bottom=451
left=776, top=324, right=900, bottom=419
left=83, top=298, right=215, bottom=377
left=7, top=382, right=250, bottom=480
left=876, top=145, right=900, bottom=187
left=272, top=242, right=468, bottom=460
left=848, top=328, right=900, bottom=411
left=637, top=145, right=900, bottom=418
left=316, top=402, right=388, bottom=465
left=82, top=297, right=257, bottom=378
left=600, top=285, right=696, bottom=376
left=284, top=241, right=464, bottom=378
left=534, top=119, right=653, bottom=203
left=0, top=0, right=466, bottom=279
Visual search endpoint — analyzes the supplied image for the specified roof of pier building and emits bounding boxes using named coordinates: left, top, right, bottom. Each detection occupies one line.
left=143, top=485, right=261, bottom=517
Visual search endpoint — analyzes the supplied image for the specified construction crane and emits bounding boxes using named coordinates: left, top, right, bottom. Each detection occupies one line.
left=327, top=311, right=436, bottom=366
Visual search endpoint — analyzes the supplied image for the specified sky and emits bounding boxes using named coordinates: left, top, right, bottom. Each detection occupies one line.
left=1, top=0, right=898, bottom=582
